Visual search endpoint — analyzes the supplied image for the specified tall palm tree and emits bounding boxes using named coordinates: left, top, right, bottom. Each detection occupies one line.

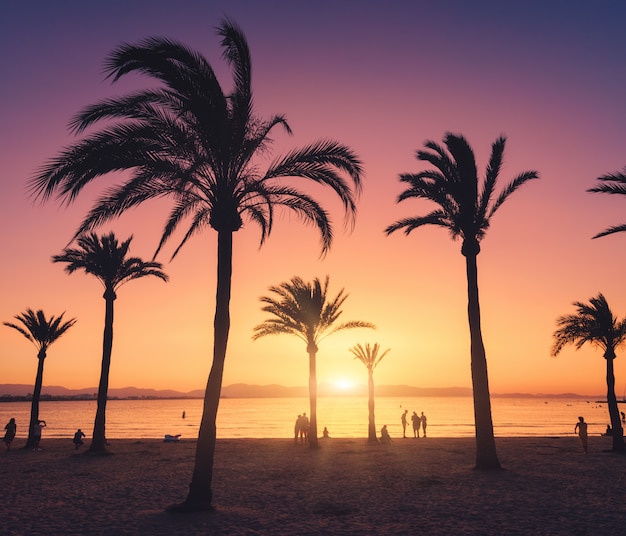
left=29, top=20, right=363, bottom=509
left=587, top=166, right=626, bottom=238
left=349, top=342, right=390, bottom=443
left=552, top=293, right=625, bottom=452
left=52, top=232, right=168, bottom=453
left=4, top=309, right=76, bottom=449
left=385, top=132, right=538, bottom=470
left=253, top=276, right=374, bottom=448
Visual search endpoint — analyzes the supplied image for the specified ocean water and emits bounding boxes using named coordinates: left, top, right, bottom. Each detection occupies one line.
left=0, top=396, right=618, bottom=441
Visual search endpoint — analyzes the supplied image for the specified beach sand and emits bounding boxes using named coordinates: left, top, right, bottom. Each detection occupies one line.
left=1, top=436, right=624, bottom=535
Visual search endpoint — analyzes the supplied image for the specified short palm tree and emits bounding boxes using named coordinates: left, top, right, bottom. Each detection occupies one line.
left=52, top=232, right=168, bottom=453
left=385, top=132, right=539, bottom=470
left=253, top=276, right=374, bottom=448
left=552, top=293, right=625, bottom=452
left=4, top=309, right=76, bottom=449
left=349, top=342, right=390, bottom=443
left=587, top=166, right=626, bottom=238
left=29, top=20, right=363, bottom=510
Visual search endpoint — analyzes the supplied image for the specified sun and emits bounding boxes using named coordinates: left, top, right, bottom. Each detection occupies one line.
left=333, top=378, right=355, bottom=392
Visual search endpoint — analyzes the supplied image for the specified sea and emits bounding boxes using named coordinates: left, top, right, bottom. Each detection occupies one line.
left=0, top=396, right=618, bottom=441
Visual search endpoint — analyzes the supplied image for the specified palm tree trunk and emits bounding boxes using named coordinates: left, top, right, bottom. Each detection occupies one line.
left=308, top=349, right=319, bottom=449
left=605, top=355, right=625, bottom=451
left=367, top=369, right=377, bottom=443
left=181, top=230, right=233, bottom=510
left=465, top=253, right=501, bottom=470
left=89, top=289, right=115, bottom=453
left=25, top=351, right=45, bottom=449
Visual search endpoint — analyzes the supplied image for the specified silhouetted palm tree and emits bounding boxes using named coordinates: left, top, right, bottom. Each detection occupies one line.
left=253, top=276, right=374, bottom=448
left=52, top=232, right=168, bottom=453
left=385, top=133, right=538, bottom=470
left=4, top=309, right=76, bottom=449
left=587, top=166, right=626, bottom=238
left=349, top=342, right=390, bottom=443
left=552, top=293, right=625, bottom=452
left=30, top=20, right=363, bottom=510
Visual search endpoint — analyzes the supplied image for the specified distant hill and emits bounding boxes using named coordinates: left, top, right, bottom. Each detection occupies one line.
left=0, top=383, right=598, bottom=400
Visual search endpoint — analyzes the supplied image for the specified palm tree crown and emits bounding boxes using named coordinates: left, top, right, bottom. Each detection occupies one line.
left=587, top=167, right=626, bottom=238
left=253, top=276, right=374, bottom=352
left=349, top=342, right=390, bottom=371
left=29, top=19, right=363, bottom=257
left=385, top=133, right=538, bottom=255
left=552, top=293, right=626, bottom=360
left=52, top=232, right=169, bottom=295
left=4, top=309, right=76, bottom=355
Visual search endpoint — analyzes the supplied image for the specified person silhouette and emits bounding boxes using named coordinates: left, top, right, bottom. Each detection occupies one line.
left=73, top=429, right=86, bottom=449
left=31, top=420, right=46, bottom=451
left=380, top=424, right=392, bottom=444
left=299, top=413, right=309, bottom=444
left=574, top=416, right=588, bottom=454
left=3, top=418, right=16, bottom=450
left=322, top=427, right=330, bottom=439
left=401, top=409, right=408, bottom=438
left=421, top=411, right=428, bottom=438
left=411, top=411, right=420, bottom=438
left=294, top=414, right=301, bottom=443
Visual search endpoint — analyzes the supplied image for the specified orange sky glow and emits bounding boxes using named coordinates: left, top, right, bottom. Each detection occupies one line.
left=2, top=1, right=626, bottom=396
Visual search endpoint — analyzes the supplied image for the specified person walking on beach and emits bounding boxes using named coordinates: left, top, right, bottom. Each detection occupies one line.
left=411, top=411, right=420, bottom=438
left=31, top=420, right=46, bottom=451
left=421, top=412, right=428, bottom=438
left=3, top=418, right=16, bottom=450
left=574, top=416, right=588, bottom=454
left=73, top=429, right=86, bottom=449
left=401, top=409, right=408, bottom=438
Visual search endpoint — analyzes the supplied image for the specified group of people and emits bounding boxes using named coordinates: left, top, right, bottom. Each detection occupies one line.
left=2, top=417, right=86, bottom=451
left=401, top=409, right=428, bottom=439
left=293, top=413, right=310, bottom=444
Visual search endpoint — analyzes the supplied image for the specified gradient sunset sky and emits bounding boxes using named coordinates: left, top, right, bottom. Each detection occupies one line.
left=2, top=1, right=626, bottom=396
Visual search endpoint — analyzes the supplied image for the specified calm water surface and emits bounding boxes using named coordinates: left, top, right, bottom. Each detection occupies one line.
left=0, top=396, right=616, bottom=441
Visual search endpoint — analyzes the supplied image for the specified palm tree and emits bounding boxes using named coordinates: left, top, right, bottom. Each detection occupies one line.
left=52, top=232, right=168, bottom=453
left=4, top=309, right=76, bottom=449
left=385, top=132, right=538, bottom=470
left=29, top=20, right=363, bottom=509
left=587, top=166, right=626, bottom=238
left=552, top=293, right=625, bottom=452
left=349, top=342, right=390, bottom=443
left=253, top=276, right=374, bottom=448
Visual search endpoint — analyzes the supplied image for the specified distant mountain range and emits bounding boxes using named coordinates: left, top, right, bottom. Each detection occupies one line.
left=0, top=383, right=596, bottom=399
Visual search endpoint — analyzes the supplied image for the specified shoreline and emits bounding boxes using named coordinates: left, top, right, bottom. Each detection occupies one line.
left=2, top=437, right=625, bottom=535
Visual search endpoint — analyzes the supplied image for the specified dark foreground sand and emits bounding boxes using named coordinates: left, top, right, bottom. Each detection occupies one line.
left=1, top=436, right=625, bottom=535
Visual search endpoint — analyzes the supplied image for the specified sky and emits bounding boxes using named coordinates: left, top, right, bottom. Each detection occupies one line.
left=1, top=0, right=626, bottom=396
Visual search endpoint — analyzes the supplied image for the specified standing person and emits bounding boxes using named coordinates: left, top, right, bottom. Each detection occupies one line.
left=401, top=409, right=408, bottom=438
left=421, top=412, right=428, bottom=438
left=300, top=413, right=309, bottom=444
left=73, top=429, right=86, bottom=450
left=294, top=414, right=301, bottom=444
left=411, top=411, right=420, bottom=438
left=31, top=420, right=46, bottom=451
left=3, top=418, right=16, bottom=450
left=574, top=416, right=588, bottom=454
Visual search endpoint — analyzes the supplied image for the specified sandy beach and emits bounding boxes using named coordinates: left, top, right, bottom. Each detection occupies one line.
left=1, top=436, right=624, bottom=535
